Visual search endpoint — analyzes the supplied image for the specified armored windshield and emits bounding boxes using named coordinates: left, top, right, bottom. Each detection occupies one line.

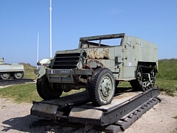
left=79, top=33, right=125, bottom=48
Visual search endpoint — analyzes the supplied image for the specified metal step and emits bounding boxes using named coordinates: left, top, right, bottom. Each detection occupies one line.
left=31, top=90, right=91, bottom=120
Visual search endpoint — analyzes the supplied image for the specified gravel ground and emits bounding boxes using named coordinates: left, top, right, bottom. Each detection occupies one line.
left=0, top=88, right=177, bottom=133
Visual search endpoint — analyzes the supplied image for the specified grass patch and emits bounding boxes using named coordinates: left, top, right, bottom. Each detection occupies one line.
left=155, top=79, right=177, bottom=96
left=118, top=82, right=131, bottom=88
left=0, top=83, right=42, bottom=103
left=172, top=128, right=177, bottom=133
left=173, top=116, right=177, bottom=119
left=61, top=89, right=85, bottom=97
left=1, top=105, right=6, bottom=109
left=155, top=79, right=177, bottom=97
left=22, top=63, right=37, bottom=80
left=0, top=83, right=85, bottom=103
left=157, top=59, right=177, bottom=80
left=155, top=59, right=177, bottom=96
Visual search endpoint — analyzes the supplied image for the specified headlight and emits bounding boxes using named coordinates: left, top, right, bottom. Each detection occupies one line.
left=37, top=58, right=51, bottom=66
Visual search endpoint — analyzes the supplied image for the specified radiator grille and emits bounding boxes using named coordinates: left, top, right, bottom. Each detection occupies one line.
left=52, top=53, right=80, bottom=69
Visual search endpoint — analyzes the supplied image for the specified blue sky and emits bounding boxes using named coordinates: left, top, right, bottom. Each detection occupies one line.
left=0, top=0, right=177, bottom=66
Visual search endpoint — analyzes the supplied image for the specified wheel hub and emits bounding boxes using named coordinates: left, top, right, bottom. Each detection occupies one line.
left=99, top=76, right=112, bottom=99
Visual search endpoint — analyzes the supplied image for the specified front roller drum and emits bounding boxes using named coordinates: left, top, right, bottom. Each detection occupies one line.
left=87, top=68, right=115, bottom=106
left=37, top=76, right=63, bottom=100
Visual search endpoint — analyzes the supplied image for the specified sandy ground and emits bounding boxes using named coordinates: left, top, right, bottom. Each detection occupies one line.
left=0, top=88, right=177, bottom=133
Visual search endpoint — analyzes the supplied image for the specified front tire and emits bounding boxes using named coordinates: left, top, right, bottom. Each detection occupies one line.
left=37, top=76, right=63, bottom=100
left=87, top=68, right=115, bottom=106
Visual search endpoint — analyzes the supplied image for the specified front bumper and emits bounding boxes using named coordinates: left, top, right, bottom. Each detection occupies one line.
left=46, top=69, right=92, bottom=83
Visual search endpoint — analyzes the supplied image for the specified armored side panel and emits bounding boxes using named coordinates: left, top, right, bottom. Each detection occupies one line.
left=0, top=58, right=24, bottom=73
left=117, top=36, right=158, bottom=80
left=0, top=64, right=24, bottom=73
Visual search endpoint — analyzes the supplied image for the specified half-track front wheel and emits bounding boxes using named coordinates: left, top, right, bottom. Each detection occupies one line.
left=0, top=72, right=10, bottom=80
left=37, top=76, right=63, bottom=100
left=14, top=72, right=24, bottom=79
left=87, top=68, right=115, bottom=106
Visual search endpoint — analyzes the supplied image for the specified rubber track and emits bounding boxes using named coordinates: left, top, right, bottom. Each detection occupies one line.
left=0, top=78, right=34, bottom=86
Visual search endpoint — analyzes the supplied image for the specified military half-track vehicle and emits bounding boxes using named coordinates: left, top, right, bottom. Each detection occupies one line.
left=37, top=33, right=158, bottom=106
left=0, top=58, right=24, bottom=80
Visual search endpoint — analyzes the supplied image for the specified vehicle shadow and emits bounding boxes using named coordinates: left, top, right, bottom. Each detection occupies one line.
left=115, top=86, right=136, bottom=95
left=1, top=115, right=99, bottom=133
left=1, top=115, right=48, bottom=133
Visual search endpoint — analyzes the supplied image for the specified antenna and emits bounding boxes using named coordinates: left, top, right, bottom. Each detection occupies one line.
left=37, top=32, right=39, bottom=68
left=49, top=0, right=52, bottom=58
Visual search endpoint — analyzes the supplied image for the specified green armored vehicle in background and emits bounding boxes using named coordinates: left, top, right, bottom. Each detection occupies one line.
left=0, top=58, right=24, bottom=80
left=37, top=33, right=158, bottom=106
